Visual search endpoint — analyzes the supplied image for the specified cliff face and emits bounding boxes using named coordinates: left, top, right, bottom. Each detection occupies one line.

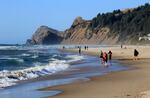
left=62, top=3, right=150, bottom=44
left=62, top=17, right=118, bottom=44
left=27, top=3, right=150, bottom=45
left=26, top=26, right=63, bottom=45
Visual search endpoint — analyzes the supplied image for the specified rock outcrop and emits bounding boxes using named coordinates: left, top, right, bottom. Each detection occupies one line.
left=27, top=3, right=150, bottom=45
left=62, top=3, right=150, bottom=44
left=26, top=26, right=63, bottom=45
left=61, top=16, right=119, bottom=44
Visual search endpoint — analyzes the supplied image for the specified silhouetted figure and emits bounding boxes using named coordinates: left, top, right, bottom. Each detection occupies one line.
left=79, top=47, right=81, bottom=55
left=108, top=50, right=112, bottom=65
left=84, top=46, right=87, bottom=50
left=121, top=44, right=123, bottom=48
left=108, top=51, right=112, bottom=60
left=99, top=50, right=104, bottom=64
left=86, top=46, right=88, bottom=50
left=134, top=49, right=139, bottom=60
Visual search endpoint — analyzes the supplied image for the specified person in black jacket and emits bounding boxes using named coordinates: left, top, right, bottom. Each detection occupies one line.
left=134, top=49, right=139, bottom=60
left=108, top=50, right=112, bottom=65
left=79, top=46, right=81, bottom=55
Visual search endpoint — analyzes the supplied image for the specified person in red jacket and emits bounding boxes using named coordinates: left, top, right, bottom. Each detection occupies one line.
left=103, top=52, right=108, bottom=67
left=99, top=50, right=104, bottom=64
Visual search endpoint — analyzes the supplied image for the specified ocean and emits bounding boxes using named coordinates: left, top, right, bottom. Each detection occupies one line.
left=0, top=45, right=85, bottom=88
left=0, top=45, right=127, bottom=98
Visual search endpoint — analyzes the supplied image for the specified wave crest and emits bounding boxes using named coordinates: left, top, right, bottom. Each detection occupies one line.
left=0, top=54, right=85, bottom=88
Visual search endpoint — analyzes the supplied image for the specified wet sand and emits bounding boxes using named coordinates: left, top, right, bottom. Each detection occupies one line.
left=44, top=46, right=150, bottom=98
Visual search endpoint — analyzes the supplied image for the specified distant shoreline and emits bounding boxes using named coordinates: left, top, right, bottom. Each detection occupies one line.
left=0, top=44, right=22, bottom=46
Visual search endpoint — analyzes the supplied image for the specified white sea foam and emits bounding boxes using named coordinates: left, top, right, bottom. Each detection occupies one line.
left=0, top=46, right=17, bottom=50
left=31, top=55, right=39, bottom=59
left=7, top=58, right=24, bottom=63
left=0, top=54, right=85, bottom=88
left=0, top=57, right=24, bottom=63
left=66, top=55, right=85, bottom=63
left=0, top=77, right=17, bottom=88
left=21, top=53, right=31, bottom=56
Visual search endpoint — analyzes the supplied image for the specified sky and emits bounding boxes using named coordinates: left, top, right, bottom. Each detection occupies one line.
left=0, top=0, right=150, bottom=44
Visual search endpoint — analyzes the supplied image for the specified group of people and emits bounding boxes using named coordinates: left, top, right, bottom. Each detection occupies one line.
left=84, top=46, right=88, bottom=50
left=78, top=46, right=89, bottom=55
left=63, top=45, right=139, bottom=67
left=99, top=50, right=112, bottom=67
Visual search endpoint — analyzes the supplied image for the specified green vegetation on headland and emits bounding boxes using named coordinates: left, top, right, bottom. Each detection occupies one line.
left=90, top=3, right=150, bottom=43
left=27, top=3, right=150, bottom=45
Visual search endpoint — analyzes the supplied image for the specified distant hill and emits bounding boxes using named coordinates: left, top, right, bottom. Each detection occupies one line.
left=27, top=3, right=150, bottom=45
left=26, top=26, right=63, bottom=45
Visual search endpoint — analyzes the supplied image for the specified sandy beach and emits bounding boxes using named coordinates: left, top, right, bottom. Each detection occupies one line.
left=43, top=46, right=150, bottom=98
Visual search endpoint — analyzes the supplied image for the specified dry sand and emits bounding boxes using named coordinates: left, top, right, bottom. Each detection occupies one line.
left=44, top=45, right=150, bottom=98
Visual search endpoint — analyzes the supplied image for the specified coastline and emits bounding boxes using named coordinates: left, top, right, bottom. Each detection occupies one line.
left=0, top=46, right=127, bottom=98
left=43, top=46, right=150, bottom=98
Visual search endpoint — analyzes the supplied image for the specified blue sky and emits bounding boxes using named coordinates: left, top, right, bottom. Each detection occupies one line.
left=0, top=0, right=149, bottom=44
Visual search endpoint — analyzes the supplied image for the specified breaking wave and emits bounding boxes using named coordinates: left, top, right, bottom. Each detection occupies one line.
left=0, top=54, right=84, bottom=88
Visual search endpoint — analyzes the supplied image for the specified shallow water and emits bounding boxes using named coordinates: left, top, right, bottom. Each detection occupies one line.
left=0, top=61, right=127, bottom=98
left=0, top=77, right=90, bottom=98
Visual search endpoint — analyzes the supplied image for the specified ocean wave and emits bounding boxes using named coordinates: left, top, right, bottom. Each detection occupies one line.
left=65, top=55, right=85, bottom=63
left=21, top=53, right=31, bottom=56
left=0, top=57, right=24, bottom=63
left=31, top=55, right=39, bottom=59
left=0, top=54, right=84, bottom=88
left=0, top=46, right=17, bottom=50
left=11, top=58, right=24, bottom=63
left=0, top=60, right=69, bottom=88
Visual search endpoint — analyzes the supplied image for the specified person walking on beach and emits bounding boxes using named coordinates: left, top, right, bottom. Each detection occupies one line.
left=84, top=46, right=87, bottom=50
left=108, top=50, right=112, bottom=65
left=62, top=46, right=65, bottom=49
left=79, top=46, right=81, bottom=55
left=121, top=44, right=123, bottom=48
left=99, top=50, right=104, bottom=64
left=134, top=49, right=139, bottom=60
left=86, top=46, right=88, bottom=50
left=103, top=52, right=108, bottom=67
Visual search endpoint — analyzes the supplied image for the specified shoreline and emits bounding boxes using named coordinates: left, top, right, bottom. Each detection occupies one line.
left=43, top=46, right=150, bottom=98
left=1, top=48, right=127, bottom=98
